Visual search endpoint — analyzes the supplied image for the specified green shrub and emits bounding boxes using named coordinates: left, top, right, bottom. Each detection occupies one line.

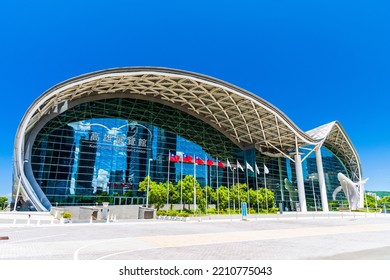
left=225, top=209, right=237, bottom=214
left=167, top=210, right=180, bottom=216
left=177, top=212, right=190, bottom=217
left=206, top=208, right=217, bottom=214
left=156, top=210, right=167, bottom=216
left=62, top=211, right=72, bottom=219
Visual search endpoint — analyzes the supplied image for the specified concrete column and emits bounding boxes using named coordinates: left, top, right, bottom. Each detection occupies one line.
left=294, top=154, right=307, bottom=212
left=315, top=147, right=329, bottom=212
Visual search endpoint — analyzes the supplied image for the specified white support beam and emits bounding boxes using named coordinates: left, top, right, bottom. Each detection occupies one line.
left=315, top=147, right=329, bottom=212
left=265, top=141, right=295, bottom=162
left=295, top=153, right=307, bottom=212
left=301, top=146, right=316, bottom=162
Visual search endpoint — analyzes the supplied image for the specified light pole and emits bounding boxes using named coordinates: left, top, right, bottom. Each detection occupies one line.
left=146, top=158, right=153, bottom=208
left=13, top=160, right=28, bottom=212
left=309, top=175, right=317, bottom=212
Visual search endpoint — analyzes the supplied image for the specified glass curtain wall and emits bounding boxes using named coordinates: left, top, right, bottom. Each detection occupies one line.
left=31, top=98, right=241, bottom=206
left=30, top=98, right=349, bottom=209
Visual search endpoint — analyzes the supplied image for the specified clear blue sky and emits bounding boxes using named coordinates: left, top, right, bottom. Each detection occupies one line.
left=1, top=0, right=390, bottom=198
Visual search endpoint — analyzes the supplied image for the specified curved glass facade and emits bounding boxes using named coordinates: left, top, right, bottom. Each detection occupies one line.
left=29, top=98, right=350, bottom=210
left=31, top=98, right=241, bottom=205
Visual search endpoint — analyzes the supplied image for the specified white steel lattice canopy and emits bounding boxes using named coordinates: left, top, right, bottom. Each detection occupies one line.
left=14, top=67, right=362, bottom=210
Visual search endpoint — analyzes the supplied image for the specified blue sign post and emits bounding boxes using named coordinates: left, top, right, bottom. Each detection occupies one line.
left=241, top=202, right=247, bottom=220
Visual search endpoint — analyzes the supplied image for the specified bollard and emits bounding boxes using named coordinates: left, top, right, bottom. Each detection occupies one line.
left=90, top=216, right=93, bottom=224
left=27, top=218, right=30, bottom=225
left=106, top=216, right=110, bottom=223
left=114, top=215, right=117, bottom=222
left=13, top=219, right=16, bottom=225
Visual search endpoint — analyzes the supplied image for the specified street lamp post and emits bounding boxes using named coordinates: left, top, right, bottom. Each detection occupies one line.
left=146, top=158, right=153, bottom=208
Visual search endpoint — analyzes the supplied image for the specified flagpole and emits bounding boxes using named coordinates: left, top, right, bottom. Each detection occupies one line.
left=232, top=166, right=235, bottom=212
left=167, top=150, right=171, bottom=209
left=255, top=164, right=260, bottom=214
left=246, top=162, right=250, bottom=214
left=204, top=157, right=207, bottom=212
left=227, top=160, right=230, bottom=216
left=205, top=164, right=208, bottom=212
left=264, top=164, right=268, bottom=214
left=237, top=162, right=240, bottom=213
left=193, top=155, right=197, bottom=215
left=216, top=158, right=219, bottom=214
left=180, top=155, right=183, bottom=212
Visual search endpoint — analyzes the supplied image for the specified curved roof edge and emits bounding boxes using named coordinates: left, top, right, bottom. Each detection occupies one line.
left=306, top=121, right=362, bottom=182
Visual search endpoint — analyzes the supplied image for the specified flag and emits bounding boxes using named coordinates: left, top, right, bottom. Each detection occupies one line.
left=195, top=156, right=205, bottom=165
left=264, top=164, right=269, bottom=174
left=246, top=161, right=254, bottom=172
left=255, top=163, right=260, bottom=175
left=206, top=158, right=214, bottom=166
left=217, top=160, right=225, bottom=168
left=169, top=152, right=180, bottom=162
left=183, top=154, right=193, bottom=163
left=236, top=160, right=244, bottom=171
left=226, top=159, right=232, bottom=169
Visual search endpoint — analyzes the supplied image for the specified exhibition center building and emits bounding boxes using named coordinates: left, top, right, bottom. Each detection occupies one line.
left=12, top=67, right=364, bottom=212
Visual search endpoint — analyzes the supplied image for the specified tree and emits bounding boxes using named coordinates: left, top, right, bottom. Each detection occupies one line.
left=364, top=193, right=376, bottom=210
left=379, top=196, right=390, bottom=205
left=96, top=191, right=110, bottom=203
left=139, top=176, right=167, bottom=210
left=230, top=183, right=247, bottom=209
left=248, top=188, right=262, bottom=212
left=0, top=196, right=8, bottom=210
left=179, top=175, right=204, bottom=212
left=165, top=181, right=179, bottom=205
left=204, top=185, right=215, bottom=205
left=258, top=187, right=275, bottom=211
left=214, top=185, right=229, bottom=212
